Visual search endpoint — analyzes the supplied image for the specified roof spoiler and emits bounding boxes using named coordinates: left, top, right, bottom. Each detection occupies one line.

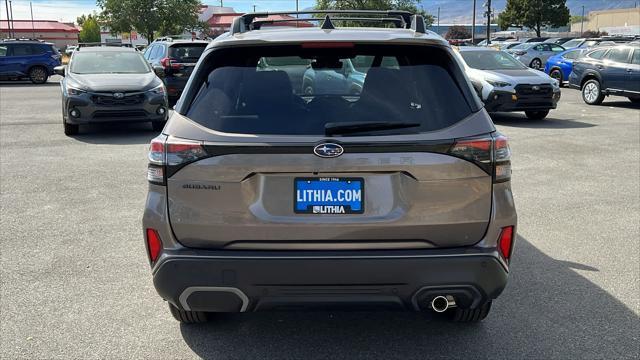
left=231, top=10, right=427, bottom=35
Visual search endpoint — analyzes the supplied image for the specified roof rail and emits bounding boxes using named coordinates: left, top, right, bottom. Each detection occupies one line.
left=231, top=10, right=426, bottom=35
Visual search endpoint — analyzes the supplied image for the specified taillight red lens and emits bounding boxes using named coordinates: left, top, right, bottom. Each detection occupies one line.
left=165, top=139, right=207, bottom=166
left=493, top=134, right=511, bottom=183
left=160, top=57, right=181, bottom=70
left=498, top=226, right=514, bottom=260
left=146, top=228, right=162, bottom=262
left=450, top=138, right=492, bottom=164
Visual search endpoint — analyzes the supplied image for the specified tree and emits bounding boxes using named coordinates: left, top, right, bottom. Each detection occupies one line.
left=315, top=0, right=434, bottom=26
left=497, top=0, right=570, bottom=37
left=76, top=13, right=96, bottom=27
left=97, top=0, right=203, bottom=44
left=79, top=17, right=101, bottom=43
left=445, top=25, right=471, bottom=40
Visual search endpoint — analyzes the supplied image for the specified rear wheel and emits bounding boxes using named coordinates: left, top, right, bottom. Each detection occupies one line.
left=582, top=79, right=604, bottom=105
left=29, top=66, right=48, bottom=84
left=530, top=58, right=542, bottom=70
left=525, top=110, right=549, bottom=120
left=152, top=121, right=166, bottom=132
left=628, top=97, right=640, bottom=103
left=549, top=69, right=563, bottom=87
left=168, top=303, right=208, bottom=323
left=63, top=121, right=79, bottom=136
left=450, top=301, right=492, bottom=322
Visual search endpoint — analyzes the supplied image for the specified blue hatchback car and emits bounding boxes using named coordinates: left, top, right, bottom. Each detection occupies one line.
left=0, top=40, right=61, bottom=84
left=544, top=48, right=587, bottom=86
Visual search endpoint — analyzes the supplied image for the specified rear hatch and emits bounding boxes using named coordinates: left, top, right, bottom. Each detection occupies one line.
left=167, top=43, right=207, bottom=77
left=159, top=42, right=498, bottom=250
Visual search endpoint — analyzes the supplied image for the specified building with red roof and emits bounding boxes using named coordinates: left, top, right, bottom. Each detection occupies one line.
left=1, top=20, right=79, bottom=48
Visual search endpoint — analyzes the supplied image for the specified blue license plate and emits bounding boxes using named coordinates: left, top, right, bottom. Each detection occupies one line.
left=294, top=177, right=364, bottom=214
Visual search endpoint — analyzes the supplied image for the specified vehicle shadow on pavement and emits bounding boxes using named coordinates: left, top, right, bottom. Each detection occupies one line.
left=599, top=101, right=640, bottom=110
left=70, top=123, right=159, bottom=145
left=178, top=237, right=638, bottom=359
left=491, top=113, right=596, bottom=129
left=0, top=81, right=60, bottom=87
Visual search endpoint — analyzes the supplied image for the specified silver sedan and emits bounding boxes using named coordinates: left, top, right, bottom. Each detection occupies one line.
left=507, top=42, right=566, bottom=70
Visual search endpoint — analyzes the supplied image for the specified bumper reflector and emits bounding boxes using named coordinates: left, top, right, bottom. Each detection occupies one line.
left=146, top=228, right=162, bottom=262
left=498, top=226, right=514, bottom=260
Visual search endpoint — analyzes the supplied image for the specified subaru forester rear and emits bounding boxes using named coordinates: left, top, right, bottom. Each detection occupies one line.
left=142, top=11, right=517, bottom=324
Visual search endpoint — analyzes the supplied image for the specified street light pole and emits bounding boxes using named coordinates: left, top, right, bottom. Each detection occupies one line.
left=472, top=0, right=476, bottom=43
left=437, top=7, right=440, bottom=35
left=30, top=1, right=35, bottom=39
left=4, top=0, right=12, bottom=38
left=580, top=5, right=585, bottom=35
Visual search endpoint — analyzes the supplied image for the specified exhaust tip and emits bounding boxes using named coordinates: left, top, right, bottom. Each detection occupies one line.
left=431, top=295, right=455, bottom=313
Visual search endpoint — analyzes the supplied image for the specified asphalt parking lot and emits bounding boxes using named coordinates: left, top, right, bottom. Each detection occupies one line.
left=1, top=77, right=639, bottom=359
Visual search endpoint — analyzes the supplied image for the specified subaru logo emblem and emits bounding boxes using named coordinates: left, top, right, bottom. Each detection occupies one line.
left=532, top=85, right=540, bottom=91
left=314, top=143, right=344, bottom=158
left=113, top=92, right=124, bottom=99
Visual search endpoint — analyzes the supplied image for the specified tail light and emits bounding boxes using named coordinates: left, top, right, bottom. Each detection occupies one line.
left=146, top=228, right=162, bottom=263
left=498, top=226, right=515, bottom=260
left=448, top=133, right=511, bottom=183
left=160, top=57, right=182, bottom=71
left=514, top=51, right=526, bottom=56
left=147, top=134, right=208, bottom=185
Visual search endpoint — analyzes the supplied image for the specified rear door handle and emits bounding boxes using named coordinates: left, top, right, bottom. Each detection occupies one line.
left=627, top=69, right=633, bottom=72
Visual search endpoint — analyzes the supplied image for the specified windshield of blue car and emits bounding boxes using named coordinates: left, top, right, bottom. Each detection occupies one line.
left=460, top=51, right=527, bottom=70
left=183, top=45, right=479, bottom=136
left=70, top=51, right=150, bottom=74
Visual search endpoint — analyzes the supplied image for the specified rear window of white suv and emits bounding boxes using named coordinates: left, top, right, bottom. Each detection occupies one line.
left=183, top=44, right=479, bottom=136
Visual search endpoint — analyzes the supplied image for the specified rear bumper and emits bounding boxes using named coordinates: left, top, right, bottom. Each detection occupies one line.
left=163, top=76, right=188, bottom=105
left=484, top=89, right=560, bottom=112
left=152, top=248, right=509, bottom=312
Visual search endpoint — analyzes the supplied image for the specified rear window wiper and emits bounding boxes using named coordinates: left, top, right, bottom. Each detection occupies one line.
left=325, top=121, right=421, bottom=136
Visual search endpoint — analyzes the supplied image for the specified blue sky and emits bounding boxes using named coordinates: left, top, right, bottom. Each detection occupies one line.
left=2, top=0, right=639, bottom=24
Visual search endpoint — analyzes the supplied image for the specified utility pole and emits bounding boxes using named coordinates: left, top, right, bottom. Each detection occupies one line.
left=252, top=5, right=256, bottom=12
left=580, top=5, right=585, bottom=35
left=472, top=0, right=476, bottom=43
left=9, top=0, right=14, bottom=39
left=219, top=0, right=223, bottom=7
left=4, top=0, right=12, bottom=38
left=30, top=1, right=35, bottom=39
left=437, top=7, right=440, bottom=35
left=485, top=0, right=491, bottom=45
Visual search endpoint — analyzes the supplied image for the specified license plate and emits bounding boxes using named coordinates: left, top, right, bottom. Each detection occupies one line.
left=294, top=177, right=364, bottom=214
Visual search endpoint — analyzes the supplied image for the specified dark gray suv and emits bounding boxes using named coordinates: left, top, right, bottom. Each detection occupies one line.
left=142, top=10, right=517, bottom=324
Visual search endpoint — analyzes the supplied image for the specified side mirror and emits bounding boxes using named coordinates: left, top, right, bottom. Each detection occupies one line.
left=54, top=65, right=66, bottom=77
left=153, top=66, right=166, bottom=78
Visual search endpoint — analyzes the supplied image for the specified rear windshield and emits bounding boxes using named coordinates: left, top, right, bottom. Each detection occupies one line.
left=184, top=45, right=477, bottom=136
left=169, top=44, right=206, bottom=63
left=71, top=51, right=150, bottom=74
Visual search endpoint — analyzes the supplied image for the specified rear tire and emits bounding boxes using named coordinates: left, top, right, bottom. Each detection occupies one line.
left=29, top=66, right=48, bottom=84
left=152, top=121, right=166, bottom=132
left=450, top=301, right=492, bottom=322
left=549, top=69, right=563, bottom=87
left=525, top=110, right=549, bottom=120
left=63, top=121, right=79, bottom=136
left=628, top=97, right=640, bottom=103
left=581, top=79, right=604, bottom=105
left=168, top=303, right=208, bottom=323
